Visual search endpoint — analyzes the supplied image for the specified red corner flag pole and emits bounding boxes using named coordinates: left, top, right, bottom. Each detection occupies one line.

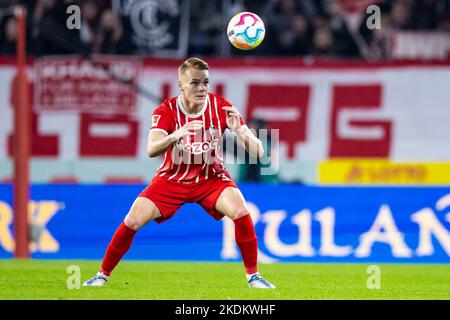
left=13, top=6, right=30, bottom=259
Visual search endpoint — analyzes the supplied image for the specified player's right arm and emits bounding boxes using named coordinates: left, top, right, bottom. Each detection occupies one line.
left=147, top=120, right=203, bottom=158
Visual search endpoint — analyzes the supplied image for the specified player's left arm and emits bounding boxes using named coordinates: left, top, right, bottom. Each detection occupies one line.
left=223, top=106, right=264, bottom=158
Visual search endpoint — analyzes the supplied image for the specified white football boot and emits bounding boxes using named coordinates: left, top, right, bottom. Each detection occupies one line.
left=82, top=272, right=109, bottom=287
left=247, top=273, right=276, bottom=289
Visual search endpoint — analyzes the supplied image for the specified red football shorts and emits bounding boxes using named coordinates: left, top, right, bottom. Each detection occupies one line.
left=138, top=172, right=238, bottom=223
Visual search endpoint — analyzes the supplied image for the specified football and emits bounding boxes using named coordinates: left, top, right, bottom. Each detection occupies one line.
left=227, top=12, right=265, bottom=50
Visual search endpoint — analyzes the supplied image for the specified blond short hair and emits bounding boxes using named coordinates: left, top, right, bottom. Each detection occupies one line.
left=178, top=57, right=209, bottom=76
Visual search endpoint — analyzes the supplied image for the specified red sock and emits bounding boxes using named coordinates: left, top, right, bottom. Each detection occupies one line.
left=234, top=214, right=258, bottom=274
left=100, top=221, right=137, bottom=276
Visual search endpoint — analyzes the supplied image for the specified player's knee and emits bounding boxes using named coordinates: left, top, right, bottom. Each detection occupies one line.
left=123, top=214, right=144, bottom=231
left=124, top=198, right=161, bottom=230
left=229, top=206, right=249, bottom=221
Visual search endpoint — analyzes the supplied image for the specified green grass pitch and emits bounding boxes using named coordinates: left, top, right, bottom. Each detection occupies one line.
left=0, top=260, right=449, bottom=300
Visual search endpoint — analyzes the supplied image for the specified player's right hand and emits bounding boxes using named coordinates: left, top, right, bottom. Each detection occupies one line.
left=170, top=120, right=203, bottom=141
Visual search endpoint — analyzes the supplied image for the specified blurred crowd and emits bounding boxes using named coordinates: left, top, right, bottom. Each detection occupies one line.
left=0, top=0, right=449, bottom=59
left=0, top=0, right=133, bottom=56
left=198, top=0, right=450, bottom=59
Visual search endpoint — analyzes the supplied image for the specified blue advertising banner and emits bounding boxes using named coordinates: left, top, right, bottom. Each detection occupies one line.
left=0, top=184, right=449, bottom=262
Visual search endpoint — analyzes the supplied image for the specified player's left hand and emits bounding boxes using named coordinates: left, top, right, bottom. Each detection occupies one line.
left=223, top=106, right=242, bottom=132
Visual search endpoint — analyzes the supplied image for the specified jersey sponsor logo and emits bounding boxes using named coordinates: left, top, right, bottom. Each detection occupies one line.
left=152, top=115, right=161, bottom=127
left=176, top=138, right=219, bottom=155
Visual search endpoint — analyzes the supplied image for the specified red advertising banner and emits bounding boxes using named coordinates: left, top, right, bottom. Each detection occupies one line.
left=34, top=56, right=141, bottom=114
left=4, top=58, right=449, bottom=161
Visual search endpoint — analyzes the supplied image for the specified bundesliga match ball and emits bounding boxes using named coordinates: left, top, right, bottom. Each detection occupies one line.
left=227, top=12, right=265, bottom=50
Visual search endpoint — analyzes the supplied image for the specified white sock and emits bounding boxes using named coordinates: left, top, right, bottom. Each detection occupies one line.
left=246, top=272, right=260, bottom=281
left=97, top=272, right=109, bottom=279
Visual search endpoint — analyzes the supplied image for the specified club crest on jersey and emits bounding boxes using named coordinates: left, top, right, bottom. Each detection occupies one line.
left=152, top=115, right=161, bottom=127
left=176, top=138, right=219, bottom=155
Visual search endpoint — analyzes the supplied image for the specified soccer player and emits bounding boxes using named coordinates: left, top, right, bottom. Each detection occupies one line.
left=83, top=57, right=275, bottom=289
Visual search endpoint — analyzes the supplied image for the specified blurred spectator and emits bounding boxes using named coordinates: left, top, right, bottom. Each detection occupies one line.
left=414, top=0, right=440, bottom=29
left=326, top=0, right=361, bottom=58
left=0, top=0, right=449, bottom=59
left=188, top=0, right=222, bottom=55
left=362, top=14, right=393, bottom=60
left=312, top=14, right=330, bottom=29
left=437, top=11, right=450, bottom=31
left=92, top=9, right=134, bottom=54
left=31, top=0, right=85, bottom=55
left=311, top=26, right=336, bottom=57
left=264, top=0, right=307, bottom=55
left=0, top=17, right=17, bottom=55
left=79, top=0, right=100, bottom=48
left=289, top=14, right=313, bottom=55
left=276, top=14, right=312, bottom=55
left=244, top=0, right=270, bottom=16
left=390, top=0, right=414, bottom=29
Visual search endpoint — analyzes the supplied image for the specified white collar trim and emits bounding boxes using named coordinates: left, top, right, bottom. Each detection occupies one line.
left=177, top=94, right=209, bottom=118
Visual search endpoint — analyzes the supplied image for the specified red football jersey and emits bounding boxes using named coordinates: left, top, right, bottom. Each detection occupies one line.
left=150, top=93, right=245, bottom=184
